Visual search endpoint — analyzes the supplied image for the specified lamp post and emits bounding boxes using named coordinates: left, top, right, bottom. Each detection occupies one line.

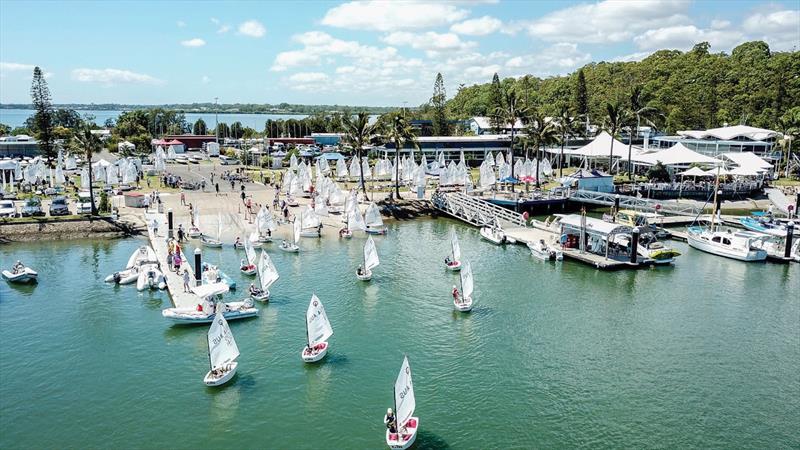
left=214, top=97, right=219, bottom=144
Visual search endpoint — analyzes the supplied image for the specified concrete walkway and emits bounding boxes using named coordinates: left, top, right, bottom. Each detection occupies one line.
left=144, top=210, right=200, bottom=309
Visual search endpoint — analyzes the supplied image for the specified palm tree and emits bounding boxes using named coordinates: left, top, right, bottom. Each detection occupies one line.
left=495, top=91, right=527, bottom=192
left=383, top=113, right=418, bottom=199
left=555, top=105, right=579, bottom=178
left=627, top=85, right=662, bottom=180
left=603, top=102, right=632, bottom=173
left=74, top=125, right=101, bottom=216
left=525, top=109, right=559, bottom=188
left=342, top=112, right=378, bottom=197
left=777, top=108, right=800, bottom=178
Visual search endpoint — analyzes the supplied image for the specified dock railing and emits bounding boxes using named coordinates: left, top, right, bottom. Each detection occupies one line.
left=568, top=189, right=703, bottom=216
left=432, top=191, right=527, bottom=228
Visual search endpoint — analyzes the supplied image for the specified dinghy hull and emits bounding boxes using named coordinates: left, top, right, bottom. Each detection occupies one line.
left=386, top=418, right=418, bottom=450
left=301, top=342, right=329, bottom=362
left=356, top=269, right=372, bottom=281
left=454, top=296, right=473, bottom=312
left=2, top=268, right=38, bottom=284
left=203, top=362, right=238, bottom=386
left=445, top=261, right=462, bottom=271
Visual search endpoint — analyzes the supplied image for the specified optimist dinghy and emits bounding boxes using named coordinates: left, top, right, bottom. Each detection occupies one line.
left=384, top=356, right=419, bottom=450
left=301, top=294, right=333, bottom=363
left=249, top=250, right=279, bottom=302
left=203, top=312, right=240, bottom=387
left=356, top=236, right=379, bottom=281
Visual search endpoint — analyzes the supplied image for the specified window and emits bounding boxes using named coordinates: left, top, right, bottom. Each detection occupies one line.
left=712, top=236, right=721, bottom=243
left=722, top=238, right=731, bottom=246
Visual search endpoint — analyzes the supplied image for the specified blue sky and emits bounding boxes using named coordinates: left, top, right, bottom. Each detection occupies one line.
left=1, top=0, right=798, bottom=106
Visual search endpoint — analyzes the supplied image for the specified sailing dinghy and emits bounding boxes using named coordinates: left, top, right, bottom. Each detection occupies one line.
left=240, top=236, right=258, bottom=275
left=364, top=202, right=387, bottom=235
left=453, top=260, right=474, bottom=312
left=445, top=229, right=462, bottom=271
left=201, top=212, right=224, bottom=248
left=301, top=294, right=333, bottom=363
left=250, top=250, right=279, bottom=302
left=279, top=217, right=301, bottom=252
left=385, top=355, right=418, bottom=450
left=357, top=236, right=380, bottom=281
left=203, top=312, right=240, bottom=387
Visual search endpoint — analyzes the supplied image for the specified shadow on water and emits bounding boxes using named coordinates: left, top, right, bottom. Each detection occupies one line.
left=2, top=281, right=38, bottom=298
left=415, top=430, right=451, bottom=449
left=305, top=353, right=350, bottom=368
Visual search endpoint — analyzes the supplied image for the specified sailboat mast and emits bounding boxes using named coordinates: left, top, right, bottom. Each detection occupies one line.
left=711, top=168, right=721, bottom=231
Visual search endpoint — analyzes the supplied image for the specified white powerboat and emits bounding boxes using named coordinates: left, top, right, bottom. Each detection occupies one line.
left=104, top=265, right=141, bottom=284
left=527, top=239, right=563, bottom=261
left=125, top=245, right=158, bottom=269
left=162, top=283, right=258, bottom=324
left=203, top=312, right=239, bottom=387
left=301, top=294, right=333, bottom=363
left=480, top=226, right=508, bottom=245
left=357, top=236, right=379, bottom=281
left=249, top=250, right=279, bottom=302
left=385, top=356, right=418, bottom=450
left=136, top=264, right=166, bottom=291
left=453, top=260, right=474, bottom=312
left=444, top=229, right=462, bottom=271
left=2, top=263, right=38, bottom=284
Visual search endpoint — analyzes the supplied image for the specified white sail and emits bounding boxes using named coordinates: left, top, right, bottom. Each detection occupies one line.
left=314, top=197, right=329, bottom=216
left=54, top=164, right=65, bottom=186
left=293, top=216, right=301, bottom=244
left=364, top=202, right=383, bottom=228
left=306, top=294, right=333, bottom=347
left=451, top=230, right=461, bottom=261
left=66, top=154, right=77, bottom=170
left=217, top=212, right=223, bottom=241
left=207, top=313, right=240, bottom=371
left=364, top=236, right=380, bottom=271
left=336, top=158, right=348, bottom=178
left=461, top=260, right=473, bottom=299
left=244, top=235, right=257, bottom=266
left=348, top=204, right=366, bottom=231
left=301, top=205, right=321, bottom=229
left=258, top=250, right=279, bottom=290
left=257, top=206, right=277, bottom=232
left=394, top=356, right=416, bottom=428
left=81, top=167, right=90, bottom=188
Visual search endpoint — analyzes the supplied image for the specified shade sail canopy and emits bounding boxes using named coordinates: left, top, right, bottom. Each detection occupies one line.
left=719, top=152, right=772, bottom=172
left=678, top=167, right=712, bottom=176
left=678, top=125, right=778, bottom=141
left=632, top=143, right=719, bottom=166
left=565, top=131, right=633, bottom=158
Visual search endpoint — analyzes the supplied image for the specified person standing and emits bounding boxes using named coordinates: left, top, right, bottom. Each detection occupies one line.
left=215, top=182, right=220, bottom=196
left=183, top=269, right=191, bottom=293
left=180, top=191, right=186, bottom=206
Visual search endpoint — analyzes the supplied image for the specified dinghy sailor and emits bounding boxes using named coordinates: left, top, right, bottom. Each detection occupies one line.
left=384, top=408, right=397, bottom=434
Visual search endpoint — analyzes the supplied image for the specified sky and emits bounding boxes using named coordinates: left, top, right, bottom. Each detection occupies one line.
left=1, top=0, right=798, bottom=107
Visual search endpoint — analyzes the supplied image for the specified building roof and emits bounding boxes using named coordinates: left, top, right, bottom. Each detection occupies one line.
left=470, top=116, right=524, bottom=130
left=563, top=169, right=612, bottom=179
left=558, top=214, right=631, bottom=236
left=632, top=142, right=719, bottom=166
left=677, top=125, right=778, bottom=141
left=416, top=135, right=511, bottom=143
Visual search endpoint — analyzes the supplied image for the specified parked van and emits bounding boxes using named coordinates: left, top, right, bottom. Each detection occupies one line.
left=219, top=155, right=240, bottom=165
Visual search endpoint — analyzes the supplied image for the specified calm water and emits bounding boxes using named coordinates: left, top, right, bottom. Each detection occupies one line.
left=0, top=109, right=307, bottom=129
left=1, top=219, right=798, bottom=449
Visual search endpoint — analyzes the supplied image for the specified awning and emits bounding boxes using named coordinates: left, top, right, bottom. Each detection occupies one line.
left=564, top=131, right=631, bottom=158
left=678, top=167, right=711, bottom=176
left=632, top=143, right=719, bottom=166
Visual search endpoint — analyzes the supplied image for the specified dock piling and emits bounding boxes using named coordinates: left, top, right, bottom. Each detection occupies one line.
left=167, top=208, right=174, bottom=238
left=194, top=248, right=202, bottom=286
left=630, top=227, right=640, bottom=264
left=785, top=222, right=794, bottom=259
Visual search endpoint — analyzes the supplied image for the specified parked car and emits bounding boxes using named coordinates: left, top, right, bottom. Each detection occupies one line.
left=0, top=200, right=16, bottom=218
left=49, top=196, right=70, bottom=216
left=20, top=197, right=45, bottom=217
left=76, top=191, right=96, bottom=214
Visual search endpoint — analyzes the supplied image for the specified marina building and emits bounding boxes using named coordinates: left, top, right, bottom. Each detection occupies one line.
left=652, top=125, right=779, bottom=159
left=468, top=116, right=524, bottom=135
left=384, top=135, right=511, bottom=164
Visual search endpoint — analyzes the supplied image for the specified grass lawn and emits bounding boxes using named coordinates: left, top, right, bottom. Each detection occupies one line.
left=1, top=213, right=111, bottom=224
left=773, top=178, right=800, bottom=187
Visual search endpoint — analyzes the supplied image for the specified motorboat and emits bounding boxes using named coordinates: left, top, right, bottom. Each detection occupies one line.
left=2, top=262, right=38, bottom=284
left=739, top=214, right=799, bottom=237
left=357, top=236, right=379, bottom=281
left=136, top=264, right=166, bottom=291
left=385, top=356, right=418, bottom=450
left=480, top=226, right=508, bottom=245
left=202, top=262, right=237, bottom=290
left=301, top=294, right=333, bottom=363
left=162, top=283, right=258, bottom=324
left=125, top=245, right=158, bottom=269
left=203, top=312, right=239, bottom=387
left=527, top=239, right=563, bottom=261
left=453, top=261, right=474, bottom=312
left=104, top=265, right=140, bottom=284
left=444, top=229, right=462, bottom=271
left=687, top=226, right=767, bottom=261
left=249, top=250, right=279, bottom=302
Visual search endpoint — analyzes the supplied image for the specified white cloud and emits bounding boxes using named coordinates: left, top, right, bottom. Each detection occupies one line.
left=180, top=38, right=206, bottom=47
left=527, top=0, right=689, bottom=44
left=270, top=31, right=409, bottom=71
left=217, top=25, right=231, bottom=34
left=463, top=64, right=502, bottom=80
left=0, top=62, right=35, bottom=72
left=321, top=0, right=469, bottom=31
left=288, top=72, right=329, bottom=84
left=633, top=25, right=744, bottom=51
left=201, top=75, right=211, bottom=83
left=382, top=31, right=476, bottom=55
left=710, top=19, right=731, bottom=30
left=335, top=66, right=356, bottom=74
left=71, top=68, right=164, bottom=86
left=742, top=9, right=800, bottom=51
left=609, top=51, right=652, bottom=63
left=504, top=43, right=591, bottom=75
left=238, top=20, right=266, bottom=38
left=450, top=16, right=502, bottom=36
left=271, top=50, right=321, bottom=72
left=177, top=20, right=186, bottom=28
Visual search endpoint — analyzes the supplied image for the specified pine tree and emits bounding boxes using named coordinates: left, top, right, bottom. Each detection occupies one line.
left=575, top=69, right=588, bottom=118
left=489, top=73, right=504, bottom=133
left=193, top=118, right=207, bottom=135
left=431, top=73, right=449, bottom=136
left=30, top=66, right=56, bottom=164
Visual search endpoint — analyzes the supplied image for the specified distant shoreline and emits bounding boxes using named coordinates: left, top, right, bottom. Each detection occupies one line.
left=0, top=104, right=399, bottom=115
